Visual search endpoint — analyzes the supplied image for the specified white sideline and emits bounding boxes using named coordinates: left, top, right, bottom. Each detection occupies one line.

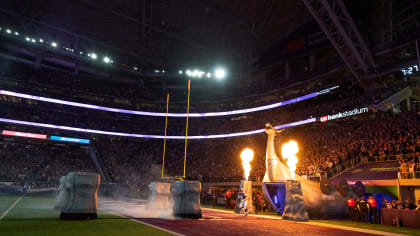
left=0, top=196, right=23, bottom=220
left=202, top=207, right=408, bottom=236
left=103, top=210, right=184, bottom=236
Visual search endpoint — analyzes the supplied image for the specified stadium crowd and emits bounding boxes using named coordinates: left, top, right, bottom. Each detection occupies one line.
left=0, top=58, right=419, bottom=200
left=0, top=141, right=94, bottom=183
left=0, top=81, right=418, bottom=189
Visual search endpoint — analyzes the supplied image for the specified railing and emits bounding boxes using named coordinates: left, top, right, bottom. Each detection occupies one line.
left=327, top=153, right=415, bottom=179
left=201, top=153, right=416, bottom=184
left=302, top=153, right=415, bottom=181
left=362, top=154, right=409, bottom=163
left=398, top=171, right=420, bottom=179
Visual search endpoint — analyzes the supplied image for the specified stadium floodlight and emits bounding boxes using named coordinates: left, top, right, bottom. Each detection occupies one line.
left=14, top=32, right=19, bottom=35
left=25, top=37, right=30, bottom=41
left=179, top=70, right=183, bottom=74
left=51, top=42, right=57, bottom=47
left=39, top=38, right=44, bottom=43
left=214, top=68, right=226, bottom=80
left=6, top=29, right=11, bottom=34
left=103, top=56, right=110, bottom=63
left=192, top=70, right=199, bottom=77
left=90, top=53, right=97, bottom=59
left=206, top=72, right=211, bottom=78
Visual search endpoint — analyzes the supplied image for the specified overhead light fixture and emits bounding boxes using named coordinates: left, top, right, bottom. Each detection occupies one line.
left=206, top=72, right=211, bottom=78
left=39, top=38, right=44, bottom=43
left=134, top=67, right=138, bottom=71
left=103, top=56, right=110, bottom=63
left=90, top=53, right=97, bottom=59
left=14, top=32, right=19, bottom=35
left=51, top=42, right=57, bottom=47
left=214, top=68, right=226, bottom=80
left=25, top=37, right=30, bottom=41
left=31, top=38, right=36, bottom=43
left=6, top=29, right=11, bottom=34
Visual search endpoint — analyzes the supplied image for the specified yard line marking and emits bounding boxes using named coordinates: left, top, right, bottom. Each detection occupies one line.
left=0, top=196, right=23, bottom=220
left=103, top=209, right=184, bottom=236
left=205, top=215, right=223, bottom=219
left=199, top=218, right=231, bottom=221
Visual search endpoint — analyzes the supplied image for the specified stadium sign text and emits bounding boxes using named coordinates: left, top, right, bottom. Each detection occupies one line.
left=320, top=107, right=368, bottom=123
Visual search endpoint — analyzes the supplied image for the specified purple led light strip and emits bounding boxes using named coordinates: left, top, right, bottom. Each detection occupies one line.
left=0, top=117, right=316, bottom=139
left=0, top=89, right=323, bottom=117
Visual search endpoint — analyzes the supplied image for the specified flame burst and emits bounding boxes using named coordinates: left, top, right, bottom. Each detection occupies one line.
left=281, top=140, right=299, bottom=180
left=240, top=148, right=254, bottom=181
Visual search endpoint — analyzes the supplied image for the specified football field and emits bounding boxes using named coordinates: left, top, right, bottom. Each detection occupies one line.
left=2, top=194, right=420, bottom=236
left=0, top=194, right=171, bottom=236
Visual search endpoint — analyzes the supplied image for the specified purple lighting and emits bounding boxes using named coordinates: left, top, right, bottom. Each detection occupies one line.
left=0, top=118, right=316, bottom=139
left=0, top=88, right=331, bottom=117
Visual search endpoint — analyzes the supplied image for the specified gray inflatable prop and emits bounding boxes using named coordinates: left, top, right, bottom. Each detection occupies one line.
left=59, top=172, right=100, bottom=220
left=172, top=181, right=202, bottom=218
left=234, top=180, right=254, bottom=214
left=54, top=176, right=67, bottom=210
left=282, top=180, right=309, bottom=221
left=147, top=182, right=171, bottom=210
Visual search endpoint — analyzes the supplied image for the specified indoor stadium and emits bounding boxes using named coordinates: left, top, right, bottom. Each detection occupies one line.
left=0, top=0, right=419, bottom=235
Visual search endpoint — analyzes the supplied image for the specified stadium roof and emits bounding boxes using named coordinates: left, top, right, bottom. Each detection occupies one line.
left=0, top=0, right=312, bottom=71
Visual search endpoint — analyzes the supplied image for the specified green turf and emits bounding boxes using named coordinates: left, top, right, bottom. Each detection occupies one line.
left=312, top=220, right=420, bottom=236
left=0, top=195, right=20, bottom=215
left=0, top=195, right=172, bottom=236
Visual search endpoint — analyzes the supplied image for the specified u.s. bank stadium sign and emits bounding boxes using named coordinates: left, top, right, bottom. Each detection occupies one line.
left=320, top=107, right=369, bottom=122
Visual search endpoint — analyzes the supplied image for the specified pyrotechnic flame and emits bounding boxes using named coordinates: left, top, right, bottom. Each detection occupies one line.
left=240, top=148, right=254, bottom=181
left=281, top=140, right=299, bottom=180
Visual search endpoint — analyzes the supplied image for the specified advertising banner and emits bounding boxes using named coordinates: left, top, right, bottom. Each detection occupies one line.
left=1, top=130, right=47, bottom=139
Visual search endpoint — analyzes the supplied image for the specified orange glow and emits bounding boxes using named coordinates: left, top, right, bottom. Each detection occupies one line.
left=240, top=148, right=254, bottom=181
left=281, top=140, right=299, bottom=180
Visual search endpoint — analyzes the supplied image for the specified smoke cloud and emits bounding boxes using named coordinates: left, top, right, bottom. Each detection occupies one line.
left=98, top=196, right=175, bottom=219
